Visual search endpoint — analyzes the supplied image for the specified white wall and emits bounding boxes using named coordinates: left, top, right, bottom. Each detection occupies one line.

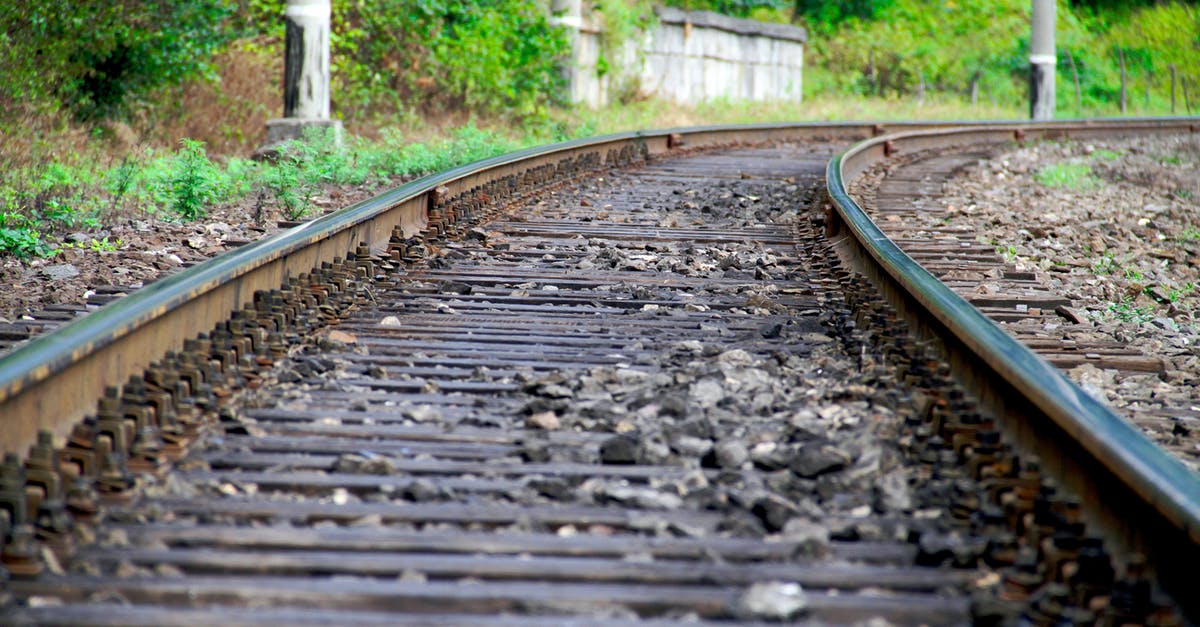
left=567, top=7, right=806, bottom=107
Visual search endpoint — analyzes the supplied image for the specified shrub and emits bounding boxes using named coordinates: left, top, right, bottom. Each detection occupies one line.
left=332, top=0, right=568, bottom=119
left=0, top=1, right=237, bottom=120
left=165, top=139, right=226, bottom=220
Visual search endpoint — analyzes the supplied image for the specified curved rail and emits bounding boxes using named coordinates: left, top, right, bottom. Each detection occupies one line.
left=825, top=120, right=1199, bottom=617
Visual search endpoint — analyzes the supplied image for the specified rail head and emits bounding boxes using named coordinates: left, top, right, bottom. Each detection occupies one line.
left=825, top=119, right=1200, bottom=612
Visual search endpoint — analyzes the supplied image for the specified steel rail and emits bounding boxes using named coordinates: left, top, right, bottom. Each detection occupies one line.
left=825, top=119, right=1200, bottom=619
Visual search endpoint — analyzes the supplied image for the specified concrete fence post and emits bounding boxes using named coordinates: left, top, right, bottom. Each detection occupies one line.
left=261, top=0, right=342, bottom=152
left=1030, top=0, right=1055, bottom=120
left=550, top=0, right=583, bottom=103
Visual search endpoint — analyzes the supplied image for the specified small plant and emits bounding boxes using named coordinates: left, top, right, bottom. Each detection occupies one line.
left=168, top=139, right=224, bottom=221
left=1091, top=251, right=1115, bottom=275
left=266, top=151, right=316, bottom=221
left=104, top=156, right=139, bottom=212
left=1035, top=161, right=1099, bottom=190
left=997, top=244, right=1018, bottom=261
left=1165, top=282, right=1195, bottom=302
left=1178, top=228, right=1200, bottom=243
left=1123, top=267, right=1144, bottom=281
left=1099, top=298, right=1157, bottom=324
left=0, top=213, right=56, bottom=258
left=61, top=236, right=122, bottom=252
left=1092, top=149, right=1120, bottom=161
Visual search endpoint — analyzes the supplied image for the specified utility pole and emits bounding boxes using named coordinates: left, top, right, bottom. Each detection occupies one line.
left=1030, top=0, right=1055, bottom=120
left=261, top=0, right=342, bottom=153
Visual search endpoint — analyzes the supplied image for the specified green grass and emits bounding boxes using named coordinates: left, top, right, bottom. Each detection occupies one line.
left=1091, top=252, right=1116, bottom=275
left=1096, top=298, right=1158, bottom=325
left=1035, top=161, right=1100, bottom=190
left=0, top=122, right=529, bottom=257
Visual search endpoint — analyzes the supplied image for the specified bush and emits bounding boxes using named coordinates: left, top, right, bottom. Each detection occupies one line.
left=0, top=1, right=237, bottom=121
left=332, top=0, right=568, bottom=119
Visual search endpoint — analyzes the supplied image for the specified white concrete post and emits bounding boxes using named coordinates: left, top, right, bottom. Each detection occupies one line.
left=284, top=0, right=331, bottom=119
left=1030, top=0, right=1055, bottom=120
left=550, top=0, right=583, bottom=103
left=261, top=0, right=341, bottom=152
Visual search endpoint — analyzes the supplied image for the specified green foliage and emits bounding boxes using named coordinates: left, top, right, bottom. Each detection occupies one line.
left=0, top=1, right=237, bottom=120
left=791, top=0, right=893, bottom=30
left=674, top=0, right=789, bottom=19
left=1091, top=251, right=1115, bottom=275
left=266, top=152, right=314, bottom=221
left=61, top=236, right=122, bottom=253
left=0, top=213, right=56, bottom=258
left=158, top=139, right=227, bottom=221
left=332, top=0, right=568, bottom=119
left=1035, top=161, right=1100, bottom=189
left=1100, top=297, right=1157, bottom=324
left=767, top=0, right=1199, bottom=114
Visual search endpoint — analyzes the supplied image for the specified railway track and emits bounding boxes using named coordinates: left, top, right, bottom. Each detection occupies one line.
left=1, top=120, right=1197, bottom=624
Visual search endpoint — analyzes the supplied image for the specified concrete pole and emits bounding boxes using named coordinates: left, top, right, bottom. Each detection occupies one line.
left=550, top=0, right=582, bottom=104
left=1030, top=0, right=1055, bottom=120
left=261, top=0, right=341, bottom=152
left=284, top=0, right=331, bottom=119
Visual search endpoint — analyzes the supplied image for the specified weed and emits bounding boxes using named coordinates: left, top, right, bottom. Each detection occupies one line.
left=1166, top=282, right=1195, bottom=302
left=0, top=213, right=56, bottom=258
left=1035, top=161, right=1099, bottom=190
left=1098, top=298, right=1157, bottom=324
left=1123, top=267, right=1144, bottom=281
left=1091, top=149, right=1120, bottom=161
left=266, top=152, right=316, bottom=221
left=997, top=244, right=1018, bottom=261
left=1091, top=252, right=1115, bottom=275
left=1177, top=228, right=1200, bottom=243
left=167, top=139, right=224, bottom=221
left=104, top=156, right=139, bottom=212
left=38, top=197, right=102, bottom=230
left=61, top=236, right=122, bottom=253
